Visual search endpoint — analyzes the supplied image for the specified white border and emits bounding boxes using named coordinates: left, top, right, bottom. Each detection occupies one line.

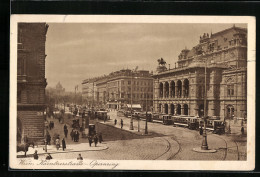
left=10, top=15, right=256, bottom=170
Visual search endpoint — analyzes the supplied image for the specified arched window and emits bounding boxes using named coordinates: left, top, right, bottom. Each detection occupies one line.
left=159, top=83, right=163, bottom=98
left=170, top=81, right=175, bottom=98
left=183, top=79, right=189, bottom=97
left=164, top=82, right=169, bottom=98
left=170, top=104, right=175, bottom=115
left=184, top=104, right=188, bottom=115
left=177, top=104, right=181, bottom=115
left=164, top=104, right=168, bottom=114
left=177, top=80, right=182, bottom=98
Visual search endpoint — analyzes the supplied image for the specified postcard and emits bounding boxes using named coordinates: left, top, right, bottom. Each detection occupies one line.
left=10, top=15, right=255, bottom=170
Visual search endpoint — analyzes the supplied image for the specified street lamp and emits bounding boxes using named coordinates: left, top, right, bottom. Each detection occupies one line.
left=201, top=53, right=209, bottom=150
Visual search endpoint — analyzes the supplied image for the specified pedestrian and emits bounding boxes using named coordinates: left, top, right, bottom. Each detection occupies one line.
left=114, top=119, right=117, bottom=125
left=70, top=129, right=74, bottom=141
left=98, top=133, right=103, bottom=143
left=241, top=126, right=245, bottom=135
left=121, top=119, right=123, bottom=129
left=46, top=153, right=52, bottom=160
left=77, top=153, right=83, bottom=160
left=64, top=128, right=68, bottom=138
left=49, top=121, right=52, bottom=130
left=94, top=134, right=98, bottom=147
left=199, top=126, right=203, bottom=135
left=76, top=131, right=80, bottom=142
left=47, top=134, right=51, bottom=145
left=33, top=150, right=38, bottom=160
left=88, top=136, right=93, bottom=147
left=64, top=124, right=67, bottom=131
left=64, top=124, right=68, bottom=138
left=55, top=138, right=60, bottom=150
left=62, top=138, right=66, bottom=151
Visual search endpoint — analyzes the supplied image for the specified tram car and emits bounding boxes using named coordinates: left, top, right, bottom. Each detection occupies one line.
left=172, top=116, right=225, bottom=134
left=172, top=115, right=191, bottom=128
left=162, top=115, right=173, bottom=125
left=96, top=111, right=110, bottom=120
left=212, top=120, right=225, bottom=135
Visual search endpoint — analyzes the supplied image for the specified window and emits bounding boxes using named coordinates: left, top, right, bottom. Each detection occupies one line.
left=128, top=81, right=131, bottom=85
left=122, top=81, right=124, bottom=85
left=227, top=84, right=234, bottom=96
left=137, top=81, right=139, bottom=85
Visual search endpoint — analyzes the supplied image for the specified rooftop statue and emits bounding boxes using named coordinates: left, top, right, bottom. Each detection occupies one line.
left=157, top=58, right=166, bottom=66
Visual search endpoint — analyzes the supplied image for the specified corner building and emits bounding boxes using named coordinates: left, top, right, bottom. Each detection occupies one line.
left=153, top=26, right=247, bottom=120
left=83, top=69, right=154, bottom=111
left=17, top=23, right=49, bottom=144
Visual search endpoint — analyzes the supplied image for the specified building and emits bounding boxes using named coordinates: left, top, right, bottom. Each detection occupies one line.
left=17, top=23, right=49, bottom=144
left=153, top=26, right=247, bottom=120
left=82, top=69, right=154, bottom=111
left=82, top=77, right=100, bottom=107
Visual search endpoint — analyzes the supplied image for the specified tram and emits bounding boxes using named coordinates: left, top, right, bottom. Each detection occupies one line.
left=162, top=115, right=173, bottom=125
left=96, top=111, right=110, bottom=120
left=172, top=115, right=225, bottom=134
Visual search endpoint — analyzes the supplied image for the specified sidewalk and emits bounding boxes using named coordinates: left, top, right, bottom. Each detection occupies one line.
left=18, top=110, right=108, bottom=158
left=17, top=143, right=108, bottom=158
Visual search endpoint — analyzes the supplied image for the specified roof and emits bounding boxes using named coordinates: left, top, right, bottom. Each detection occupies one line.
left=126, top=104, right=142, bottom=109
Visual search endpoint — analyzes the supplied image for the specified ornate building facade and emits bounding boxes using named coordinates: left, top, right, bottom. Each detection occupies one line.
left=82, top=69, right=154, bottom=111
left=153, top=26, right=247, bottom=120
left=17, top=23, right=49, bottom=143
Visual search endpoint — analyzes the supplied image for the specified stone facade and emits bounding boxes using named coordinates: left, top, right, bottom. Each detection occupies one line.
left=17, top=23, right=49, bottom=144
left=83, top=69, right=154, bottom=111
left=153, top=26, right=247, bottom=120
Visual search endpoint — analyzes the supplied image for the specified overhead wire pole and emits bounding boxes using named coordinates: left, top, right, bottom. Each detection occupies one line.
left=130, top=70, right=134, bottom=130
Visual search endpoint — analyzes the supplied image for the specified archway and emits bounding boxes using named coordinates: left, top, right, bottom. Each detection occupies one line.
left=183, top=104, right=189, bottom=115
left=164, top=82, right=169, bottom=98
left=226, top=105, right=234, bottom=119
left=170, top=81, right=175, bottom=98
left=198, top=104, right=204, bottom=118
left=170, top=104, right=175, bottom=115
left=177, top=80, right=182, bottom=97
left=177, top=104, right=181, bottom=115
left=184, top=79, right=189, bottom=97
left=159, top=83, right=163, bottom=98
left=164, top=104, right=168, bottom=114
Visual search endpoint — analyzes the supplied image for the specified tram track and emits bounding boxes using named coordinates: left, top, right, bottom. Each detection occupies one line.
left=153, top=137, right=172, bottom=160
left=167, top=136, right=182, bottom=160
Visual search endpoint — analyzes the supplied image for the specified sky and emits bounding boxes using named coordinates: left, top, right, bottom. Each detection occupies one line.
left=45, top=23, right=247, bottom=91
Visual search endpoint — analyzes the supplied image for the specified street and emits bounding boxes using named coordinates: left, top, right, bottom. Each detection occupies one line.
left=18, top=109, right=247, bottom=161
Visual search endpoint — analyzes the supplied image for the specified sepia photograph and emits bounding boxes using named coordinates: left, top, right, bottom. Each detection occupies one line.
left=9, top=15, right=255, bottom=170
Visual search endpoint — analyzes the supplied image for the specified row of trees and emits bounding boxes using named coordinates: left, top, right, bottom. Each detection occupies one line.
left=45, top=88, right=83, bottom=107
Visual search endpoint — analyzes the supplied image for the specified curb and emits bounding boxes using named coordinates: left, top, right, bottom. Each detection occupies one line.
left=97, top=122, right=154, bottom=137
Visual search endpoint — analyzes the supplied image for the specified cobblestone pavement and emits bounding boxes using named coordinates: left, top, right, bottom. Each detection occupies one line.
left=18, top=109, right=247, bottom=160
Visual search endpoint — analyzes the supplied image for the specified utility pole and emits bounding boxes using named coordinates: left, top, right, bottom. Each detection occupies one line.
left=145, top=92, right=148, bottom=134
left=130, top=70, right=134, bottom=130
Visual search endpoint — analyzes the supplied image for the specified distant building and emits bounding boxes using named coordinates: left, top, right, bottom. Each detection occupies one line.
left=82, top=69, right=154, bottom=111
left=82, top=78, right=99, bottom=107
left=153, top=26, right=247, bottom=120
left=17, top=23, right=49, bottom=144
